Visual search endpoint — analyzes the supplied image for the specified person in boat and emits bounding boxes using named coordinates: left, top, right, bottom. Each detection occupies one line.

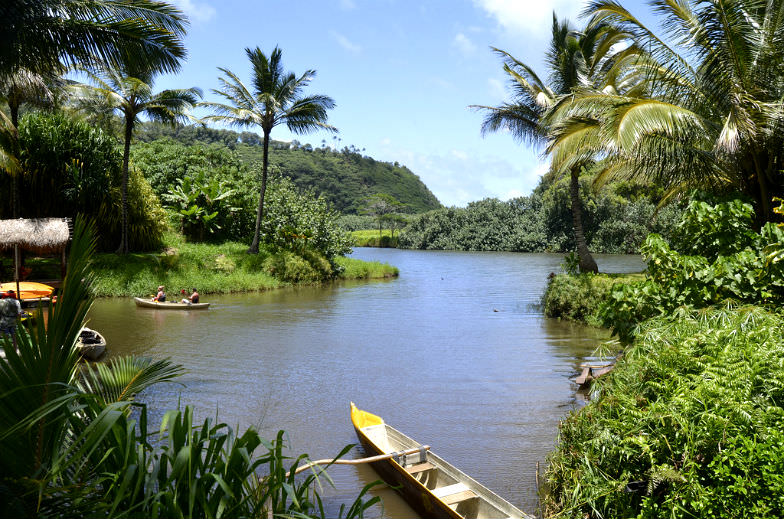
left=0, top=290, right=22, bottom=346
left=181, top=288, right=199, bottom=304
left=153, top=285, right=166, bottom=302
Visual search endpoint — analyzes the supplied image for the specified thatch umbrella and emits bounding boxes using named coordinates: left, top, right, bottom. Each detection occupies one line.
left=0, top=218, right=71, bottom=294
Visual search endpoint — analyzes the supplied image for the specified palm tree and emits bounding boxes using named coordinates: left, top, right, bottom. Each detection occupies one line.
left=74, top=64, right=201, bottom=253
left=557, top=0, right=784, bottom=223
left=201, top=46, right=336, bottom=254
left=1, top=0, right=187, bottom=78
left=474, top=16, right=617, bottom=273
left=0, top=68, right=63, bottom=217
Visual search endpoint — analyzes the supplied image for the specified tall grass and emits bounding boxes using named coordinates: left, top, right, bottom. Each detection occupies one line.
left=544, top=304, right=784, bottom=518
left=350, top=230, right=399, bottom=248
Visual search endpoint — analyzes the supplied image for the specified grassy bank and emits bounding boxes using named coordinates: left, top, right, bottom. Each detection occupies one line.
left=90, top=234, right=398, bottom=297
left=542, top=272, right=643, bottom=327
left=350, top=229, right=399, bottom=248
left=544, top=304, right=784, bottom=518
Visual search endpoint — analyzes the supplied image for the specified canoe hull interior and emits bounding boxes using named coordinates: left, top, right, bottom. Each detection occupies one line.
left=350, top=403, right=529, bottom=519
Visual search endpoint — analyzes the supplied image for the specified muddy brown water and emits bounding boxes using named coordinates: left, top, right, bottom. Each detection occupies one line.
left=87, top=249, right=644, bottom=517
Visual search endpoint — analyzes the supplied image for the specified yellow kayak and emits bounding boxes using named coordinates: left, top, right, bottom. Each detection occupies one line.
left=1, top=281, right=54, bottom=300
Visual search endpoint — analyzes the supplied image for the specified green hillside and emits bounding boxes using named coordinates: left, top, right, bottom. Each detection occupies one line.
left=135, top=123, right=441, bottom=214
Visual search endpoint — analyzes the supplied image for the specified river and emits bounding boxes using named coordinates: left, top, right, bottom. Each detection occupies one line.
left=87, top=249, right=644, bottom=517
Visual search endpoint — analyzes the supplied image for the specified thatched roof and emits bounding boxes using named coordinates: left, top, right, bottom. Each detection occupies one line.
left=0, top=218, right=71, bottom=253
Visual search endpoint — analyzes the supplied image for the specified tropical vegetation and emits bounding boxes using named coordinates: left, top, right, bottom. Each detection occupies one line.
left=400, top=174, right=682, bottom=253
left=201, top=46, right=337, bottom=254
left=474, top=15, right=621, bottom=272
left=0, top=220, right=380, bottom=519
left=72, top=62, right=201, bottom=253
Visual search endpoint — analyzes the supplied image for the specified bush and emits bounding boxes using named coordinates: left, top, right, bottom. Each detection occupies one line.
left=97, top=167, right=168, bottom=251
left=261, top=176, right=353, bottom=260
left=543, top=273, right=633, bottom=326
left=598, top=199, right=784, bottom=341
left=262, top=249, right=332, bottom=283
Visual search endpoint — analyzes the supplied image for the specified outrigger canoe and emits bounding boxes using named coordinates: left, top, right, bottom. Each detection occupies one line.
left=133, top=297, right=210, bottom=310
left=350, top=403, right=531, bottom=519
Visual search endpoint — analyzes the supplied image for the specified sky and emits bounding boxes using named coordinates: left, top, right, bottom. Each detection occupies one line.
left=158, top=0, right=654, bottom=207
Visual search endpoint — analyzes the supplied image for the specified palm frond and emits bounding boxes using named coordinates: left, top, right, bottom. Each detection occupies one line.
left=77, top=355, right=183, bottom=406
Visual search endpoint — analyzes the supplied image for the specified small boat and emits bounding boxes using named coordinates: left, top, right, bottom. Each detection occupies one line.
left=76, top=327, right=106, bottom=360
left=133, top=297, right=210, bottom=310
left=350, top=403, right=531, bottom=519
left=1, top=281, right=54, bottom=306
left=574, top=362, right=614, bottom=389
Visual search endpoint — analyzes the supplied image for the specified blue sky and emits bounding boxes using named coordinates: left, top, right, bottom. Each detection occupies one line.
left=160, top=0, right=653, bottom=207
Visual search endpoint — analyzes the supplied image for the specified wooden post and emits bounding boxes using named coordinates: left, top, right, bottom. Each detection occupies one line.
left=14, top=244, right=20, bottom=297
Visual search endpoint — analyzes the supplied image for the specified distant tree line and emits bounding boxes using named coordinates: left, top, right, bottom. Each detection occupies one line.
left=399, top=175, right=683, bottom=254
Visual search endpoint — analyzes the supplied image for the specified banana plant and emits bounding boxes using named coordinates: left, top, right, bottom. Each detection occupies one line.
left=163, top=170, right=237, bottom=241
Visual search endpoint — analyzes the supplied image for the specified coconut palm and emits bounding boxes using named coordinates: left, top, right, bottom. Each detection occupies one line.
left=201, top=46, right=337, bottom=254
left=73, top=64, right=201, bottom=253
left=474, top=16, right=617, bottom=272
left=1, top=68, right=64, bottom=217
left=556, top=0, right=784, bottom=223
left=1, top=0, right=187, bottom=78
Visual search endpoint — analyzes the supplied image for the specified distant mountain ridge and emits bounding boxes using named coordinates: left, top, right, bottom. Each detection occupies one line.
left=136, top=123, right=441, bottom=214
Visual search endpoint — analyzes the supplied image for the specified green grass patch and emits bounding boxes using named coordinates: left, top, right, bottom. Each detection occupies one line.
left=542, top=272, right=644, bottom=326
left=90, top=233, right=398, bottom=297
left=350, top=229, right=399, bottom=248
left=333, top=256, right=398, bottom=279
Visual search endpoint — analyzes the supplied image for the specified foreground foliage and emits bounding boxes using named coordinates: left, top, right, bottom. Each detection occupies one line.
left=545, top=305, right=784, bottom=518
left=0, top=219, right=381, bottom=518
left=599, top=198, right=784, bottom=341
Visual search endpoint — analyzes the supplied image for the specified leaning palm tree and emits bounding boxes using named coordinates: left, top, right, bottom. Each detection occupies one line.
left=474, top=16, right=614, bottom=273
left=201, top=46, right=337, bottom=254
left=1, top=0, right=187, bottom=78
left=73, top=64, right=201, bottom=253
left=557, top=0, right=784, bottom=223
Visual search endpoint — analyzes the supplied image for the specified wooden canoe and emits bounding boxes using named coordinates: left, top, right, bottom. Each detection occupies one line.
left=1, top=281, right=54, bottom=301
left=133, top=297, right=210, bottom=310
left=350, top=403, right=531, bottom=519
left=76, top=327, right=106, bottom=360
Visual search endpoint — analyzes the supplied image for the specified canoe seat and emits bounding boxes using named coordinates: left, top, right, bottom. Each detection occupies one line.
left=432, top=483, right=478, bottom=505
left=405, top=462, right=435, bottom=475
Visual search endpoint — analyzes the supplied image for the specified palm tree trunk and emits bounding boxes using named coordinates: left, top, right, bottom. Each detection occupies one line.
left=10, top=104, right=19, bottom=218
left=570, top=168, right=598, bottom=274
left=248, top=129, right=270, bottom=254
left=117, top=116, right=133, bottom=254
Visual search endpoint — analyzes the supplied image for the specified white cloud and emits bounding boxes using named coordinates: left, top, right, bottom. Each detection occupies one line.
left=453, top=33, right=477, bottom=56
left=487, top=77, right=506, bottom=101
left=172, top=0, right=216, bottom=23
left=330, top=31, right=362, bottom=54
left=472, top=0, right=587, bottom=37
left=377, top=144, right=544, bottom=206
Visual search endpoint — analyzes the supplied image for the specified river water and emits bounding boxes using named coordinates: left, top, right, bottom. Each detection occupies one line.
left=87, top=249, right=643, bottom=517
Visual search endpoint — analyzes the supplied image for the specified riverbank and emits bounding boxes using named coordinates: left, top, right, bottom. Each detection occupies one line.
left=90, top=236, right=398, bottom=297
